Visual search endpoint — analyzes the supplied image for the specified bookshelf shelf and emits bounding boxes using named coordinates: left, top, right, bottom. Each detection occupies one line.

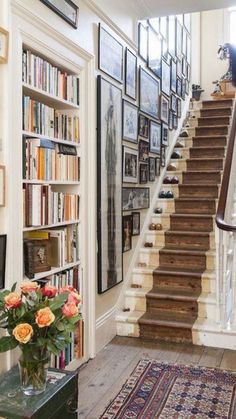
left=22, top=131, right=80, bottom=148
left=22, top=83, right=80, bottom=110
left=23, top=219, right=80, bottom=232
left=24, top=260, right=81, bottom=281
left=22, top=180, right=80, bottom=186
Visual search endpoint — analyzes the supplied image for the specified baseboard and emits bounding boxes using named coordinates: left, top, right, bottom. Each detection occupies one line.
left=95, top=307, right=117, bottom=353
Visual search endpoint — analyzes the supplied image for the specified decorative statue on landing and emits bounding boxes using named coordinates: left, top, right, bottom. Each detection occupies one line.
left=212, top=43, right=236, bottom=94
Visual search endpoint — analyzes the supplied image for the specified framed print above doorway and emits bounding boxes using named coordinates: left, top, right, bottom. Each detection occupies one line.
left=98, top=24, right=123, bottom=83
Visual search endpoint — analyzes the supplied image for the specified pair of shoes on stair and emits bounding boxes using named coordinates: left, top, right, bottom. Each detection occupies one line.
left=171, top=151, right=182, bottom=159
left=179, top=130, right=189, bottom=138
left=175, top=141, right=184, bottom=148
left=163, top=176, right=179, bottom=184
left=159, top=191, right=174, bottom=199
left=149, top=223, right=162, bottom=231
left=154, top=207, right=163, bottom=214
left=144, top=242, right=153, bottom=248
left=167, top=163, right=177, bottom=171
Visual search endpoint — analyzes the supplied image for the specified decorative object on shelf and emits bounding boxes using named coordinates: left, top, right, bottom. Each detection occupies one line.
left=161, top=123, right=169, bottom=147
left=139, top=139, right=149, bottom=162
left=160, top=95, right=169, bottom=124
left=123, top=146, right=138, bottom=184
left=123, top=187, right=149, bottom=211
left=122, top=100, right=138, bottom=143
left=122, top=215, right=132, bottom=252
left=132, top=212, right=140, bottom=236
left=139, top=163, right=148, bottom=184
left=0, top=234, right=6, bottom=289
left=163, top=176, right=179, bottom=184
left=98, top=24, right=123, bottom=83
left=192, top=84, right=204, bottom=101
left=0, top=27, right=9, bottom=64
left=24, top=239, right=51, bottom=279
left=161, top=59, right=171, bottom=97
left=138, top=22, right=148, bottom=62
left=97, top=76, right=122, bottom=293
left=139, top=67, right=159, bottom=119
left=139, top=114, right=149, bottom=138
left=155, top=158, right=161, bottom=176
left=0, top=165, right=5, bottom=206
left=0, top=281, right=81, bottom=395
left=149, top=157, right=156, bottom=182
left=149, top=121, right=161, bottom=155
left=161, top=146, right=166, bottom=167
left=125, top=48, right=137, bottom=100
left=175, top=140, right=184, bottom=148
left=148, top=27, right=162, bottom=78
left=40, top=0, right=78, bottom=28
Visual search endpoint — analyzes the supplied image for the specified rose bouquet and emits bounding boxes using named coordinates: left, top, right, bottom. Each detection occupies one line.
left=0, top=280, right=82, bottom=395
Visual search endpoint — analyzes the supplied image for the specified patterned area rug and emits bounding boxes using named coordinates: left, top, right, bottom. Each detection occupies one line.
left=100, top=359, right=236, bottom=418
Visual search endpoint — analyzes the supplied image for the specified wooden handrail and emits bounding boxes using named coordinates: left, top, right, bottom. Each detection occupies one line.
left=216, top=99, right=236, bottom=231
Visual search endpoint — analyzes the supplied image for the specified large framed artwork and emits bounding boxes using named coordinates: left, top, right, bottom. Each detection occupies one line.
left=138, top=22, right=148, bottom=61
left=148, top=27, right=162, bottom=78
left=125, top=48, right=137, bottom=100
left=123, top=146, right=138, bottom=183
left=122, top=100, right=138, bottom=143
left=40, top=0, right=78, bottom=28
left=161, top=59, right=171, bottom=97
left=98, top=24, right=123, bottom=83
left=97, top=75, right=122, bottom=293
left=139, top=67, right=159, bottom=119
left=123, top=187, right=150, bottom=211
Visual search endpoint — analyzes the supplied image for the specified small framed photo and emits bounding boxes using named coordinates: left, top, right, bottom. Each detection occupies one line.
left=98, top=24, right=123, bottom=83
left=123, top=187, right=150, bottom=211
left=177, top=98, right=182, bottom=118
left=139, top=139, right=149, bottom=162
left=160, top=95, right=169, bottom=124
left=161, top=59, right=171, bottom=97
left=139, top=67, right=160, bottom=119
left=176, top=20, right=183, bottom=59
left=149, top=157, right=156, bottom=182
left=187, top=35, right=191, bottom=63
left=132, top=212, right=140, bottom=236
left=139, top=163, right=148, bottom=184
left=0, top=234, right=6, bottom=289
left=161, top=146, right=166, bottom=167
left=182, top=57, right=187, bottom=77
left=138, top=22, right=148, bottom=61
left=125, top=48, right=137, bottom=100
left=173, top=113, right=178, bottom=129
left=148, top=27, right=162, bottom=78
left=149, top=120, right=161, bottom=155
left=0, top=27, right=9, bottom=64
left=123, top=100, right=138, bottom=143
left=171, top=60, right=177, bottom=93
left=155, top=158, right=161, bottom=176
left=162, top=38, right=168, bottom=62
left=149, top=18, right=160, bottom=34
left=139, top=114, right=149, bottom=139
left=182, top=28, right=187, bottom=57
left=123, top=146, right=138, bottom=183
left=177, top=59, right=182, bottom=78
left=186, top=80, right=190, bottom=95
left=182, top=79, right=186, bottom=100
left=176, top=77, right=182, bottom=97
left=162, top=123, right=169, bottom=147
left=40, top=0, right=78, bottom=28
left=169, top=110, right=173, bottom=130
left=171, top=94, right=177, bottom=114
left=122, top=215, right=132, bottom=252
left=0, top=166, right=5, bottom=206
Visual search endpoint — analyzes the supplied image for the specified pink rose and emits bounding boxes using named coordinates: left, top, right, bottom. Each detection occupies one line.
left=62, top=302, right=79, bottom=318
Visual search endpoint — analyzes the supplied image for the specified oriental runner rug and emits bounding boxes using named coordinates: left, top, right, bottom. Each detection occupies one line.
left=100, top=359, right=236, bottom=418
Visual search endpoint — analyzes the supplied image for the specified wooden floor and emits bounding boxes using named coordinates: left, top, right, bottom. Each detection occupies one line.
left=78, top=336, right=236, bottom=418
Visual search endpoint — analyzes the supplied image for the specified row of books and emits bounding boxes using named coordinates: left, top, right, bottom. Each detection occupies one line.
left=38, top=266, right=80, bottom=291
left=23, top=184, right=79, bottom=227
left=22, top=137, right=80, bottom=181
left=22, top=96, right=80, bottom=142
left=22, top=49, right=79, bottom=104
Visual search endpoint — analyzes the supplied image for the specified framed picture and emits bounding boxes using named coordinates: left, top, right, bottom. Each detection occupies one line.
left=177, top=14, right=184, bottom=25
left=184, top=13, right=191, bottom=33
left=138, top=22, right=148, bottom=61
left=161, top=59, right=171, bottom=97
left=182, top=57, right=187, bottom=77
left=139, top=114, right=149, bottom=139
left=182, top=28, right=187, bottom=57
left=171, top=94, right=177, bottom=114
left=40, top=0, right=78, bottom=28
left=123, top=187, right=150, bottom=211
left=125, top=48, right=137, bottom=100
left=0, top=27, right=9, bottom=64
left=168, top=15, right=176, bottom=57
left=177, top=59, right=182, bottom=78
left=148, top=27, right=162, bottom=78
left=98, top=24, right=123, bottom=83
left=160, top=16, right=168, bottom=39
left=132, top=212, right=140, bottom=236
left=0, top=234, right=6, bottom=289
left=169, top=110, right=173, bottom=130
left=149, top=157, right=156, bottom=181
left=186, top=80, right=190, bottom=95
left=0, top=166, right=5, bottom=206
left=139, top=163, right=148, bottom=184
left=176, top=77, right=182, bottom=97
left=162, top=123, right=169, bottom=147
left=122, top=215, right=132, bottom=252
left=173, top=113, right=178, bottom=129
left=171, top=60, right=177, bottom=93
left=177, top=98, right=182, bottom=118
left=187, top=35, right=191, bottom=64
left=155, top=158, right=161, bottom=176
left=160, top=95, right=169, bottom=124
left=149, top=18, right=160, bottom=34
left=162, top=38, right=168, bottom=62
left=161, top=146, right=166, bottom=167
left=139, top=139, right=149, bottom=162
left=182, top=79, right=186, bottom=100
left=123, top=100, right=138, bottom=143
left=123, top=146, right=138, bottom=183
left=97, top=75, right=122, bottom=293
left=149, top=120, right=161, bottom=155
left=176, top=20, right=183, bottom=60
left=139, top=67, right=160, bottom=119
left=187, top=63, right=191, bottom=82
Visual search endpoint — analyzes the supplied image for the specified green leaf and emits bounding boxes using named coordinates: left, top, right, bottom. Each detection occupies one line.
left=63, top=323, right=76, bottom=332
left=0, top=336, right=18, bottom=352
left=0, top=291, right=10, bottom=301
left=49, top=293, right=68, bottom=311
left=47, top=341, right=60, bottom=356
left=11, top=283, right=17, bottom=292
left=56, top=322, right=65, bottom=331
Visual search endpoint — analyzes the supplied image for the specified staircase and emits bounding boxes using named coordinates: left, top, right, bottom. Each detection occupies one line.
left=117, top=98, right=234, bottom=345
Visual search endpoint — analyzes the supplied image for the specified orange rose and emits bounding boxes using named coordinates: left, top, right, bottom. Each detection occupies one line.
left=4, top=292, right=22, bottom=309
left=35, top=307, right=55, bottom=328
left=21, top=280, right=39, bottom=294
left=42, top=285, right=57, bottom=298
left=68, top=291, right=81, bottom=306
left=13, top=323, right=33, bottom=344
left=59, top=286, right=74, bottom=294
left=62, top=302, right=79, bottom=318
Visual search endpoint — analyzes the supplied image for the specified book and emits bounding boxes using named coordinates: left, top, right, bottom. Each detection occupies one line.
left=24, top=239, right=51, bottom=278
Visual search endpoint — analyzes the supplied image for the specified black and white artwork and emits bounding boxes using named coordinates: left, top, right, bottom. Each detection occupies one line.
left=138, top=22, right=148, bottom=61
left=139, top=114, right=149, bottom=138
left=139, top=67, right=159, bottom=119
left=155, top=158, right=161, bottom=176
left=162, top=123, right=169, bottom=146
left=177, top=98, right=182, bottom=118
left=149, top=120, right=161, bottom=155
left=161, top=146, right=166, bottom=167
left=177, top=77, right=182, bottom=97
left=132, top=212, right=140, bottom=236
left=125, top=48, right=137, bottom=100
left=171, top=94, right=177, bottom=114
left=123, top=146, right=138, bottom=183
left=148, top=27, right=162, bottom=78
left=171, top=60, right=177, bottom=93
left=149, top=157, right=156, bottom=181
left=161, top=59, right=171, bottom=97
left=123, top=100, right=138, bottom=143
left=40, top=0, right=78, bottom=28
left=139, top=163, right=148, bottom=184
left=160, top=94, right=169, bottom=124
left=123, top=187, right=150, bottom=211
left=139, top=139, right=149, bottom=162
left=97, top=76, right=122, bottom=293
left=168, top=15, right=176, bottom=57
left=122, top=215, right=132, bottom=252
left=98, top=24, right=123, bottom=83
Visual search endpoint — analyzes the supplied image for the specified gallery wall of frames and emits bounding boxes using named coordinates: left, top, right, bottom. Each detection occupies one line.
left=97, top=15, right=191, bottom=293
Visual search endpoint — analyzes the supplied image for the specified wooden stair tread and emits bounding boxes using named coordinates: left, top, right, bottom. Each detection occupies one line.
left=183, top=170, right=222, bottom=173
left=139, top=312, right=195, bottom=328
left=192, top=135, right=228, bottom=139
left=186, top=157, right=224, bottom=161
left=200, top=107, right=232, bottom=112
left=175, top=197, right=216, bottom=201
left=189, top=146, right=225, bottom=150
left=147, top=289, right=200, bottom=301
left=170, top=214, right=213, bottom=219
left=165, top=230, right=210, bottom=237
left=159, top=248, right=208, bottom=256
left=153, top=267, right=204, bottom=277
left=178, top=183, right=219, bottom=187
left=198, top=116, right=230, bottom=120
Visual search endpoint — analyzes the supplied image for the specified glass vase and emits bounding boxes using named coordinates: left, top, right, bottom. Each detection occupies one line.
left=18, top=349, right=50, bottom=396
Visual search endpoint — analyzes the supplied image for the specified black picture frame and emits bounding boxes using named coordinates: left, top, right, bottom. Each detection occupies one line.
left=0, top=234, right=6, bottom=289
left=184, top=13, right=191, bottom=34
left=138, top=22, right=148, bottom=62
left=132, top=212, right=140, bottom=236
left=40, top=0, right=78, bottom=28
left=125, top=48, right=137, bottom=100
left=139, top=139, right=149, bottom=162
left=97, top=75, right=122, bottom=294
left=182, top=79, right=186, bottom=100
left=171, top=94, right=177, bottom=114
left=173, top=113, right=178, bottom=129
left=149, top=120, right=161, bottom=155
left=160, top=94, right=169, bottom=124
left=176, top=20, right=183, bottom=60
left=122, top=187, right=150, bottom=211
left=139, top=163, right=148, bottom=184
left=155, top=157, right=161, bottom=176
left=148, top=18, right=160, bottom=34
left=160, top=16, right=168, bottom=40
left=171, top=59, right=177, bottom=93
left=123, top=146, right=139, bottom=184
left=176, top=77, right=182, bottom=97
left=148, top=27, right=162, bottom=78
left=161, top=59, right=171, bottom=97
left=169, top=110, right=173, bottom=130
left=168, top=15, right=176, bottom=58
left=162, top=122, right=169, bottom=146
left=98, top=24, right=123, bottom=83
left=177, top=98, right=182, bottom=118
left=139, top=114, right=149, bottom=139
left=149, top=157, right=156, bottom=181
left=161, top=146, right=166, bottom=167
left=122, top=215, right=132, bottom=252
left=122, top=100, right=138, bottom=143
left=177, top=59, right=182, bottom=78
left=139, top=67, right=160, bottom=119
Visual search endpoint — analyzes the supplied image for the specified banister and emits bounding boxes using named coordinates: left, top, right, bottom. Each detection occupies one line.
left=216, top=99, right=236, bottom=231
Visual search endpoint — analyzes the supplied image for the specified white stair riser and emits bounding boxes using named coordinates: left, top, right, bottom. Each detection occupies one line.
left=192, top=329, right=236, bottom=350
left=198, top=301, right=216, bottom=321
left=132, top=272, right=153, bottom=287
left=151, top=215, right=170, bottom=229
left=169, top=160, right=187, bottom=171
left=116, top=322, right=140, bottom=337
left=155, top=200, right=175, bottom=213
left=139, top=250, right=159, bottom=266
left=125, top=295, right=146, bottom=312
